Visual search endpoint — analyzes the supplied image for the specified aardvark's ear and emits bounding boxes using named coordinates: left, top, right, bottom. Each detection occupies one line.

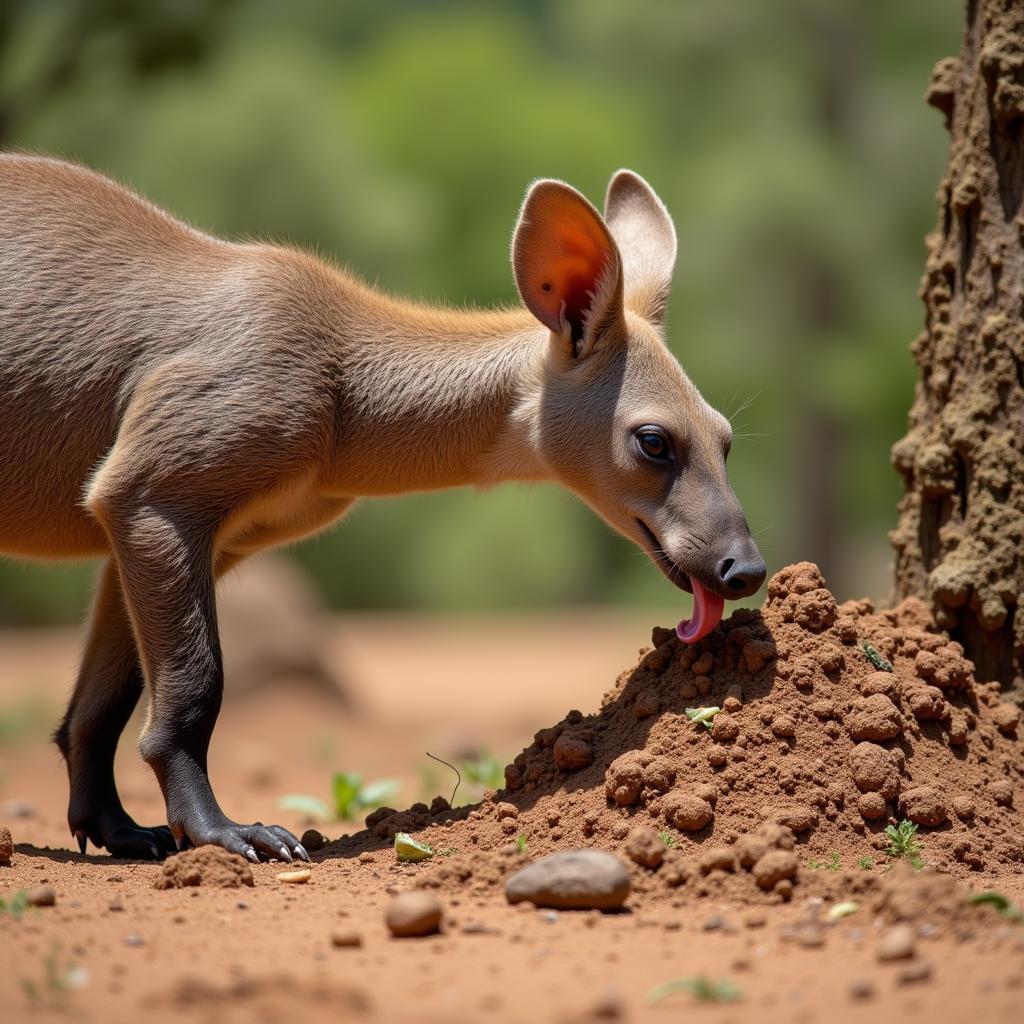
left=512, top=179, right=624, bottom=359
left=604, top=170, right=676, bottom=328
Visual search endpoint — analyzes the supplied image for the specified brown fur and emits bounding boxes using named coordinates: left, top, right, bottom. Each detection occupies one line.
left=0, top=154, right=763, bottom=858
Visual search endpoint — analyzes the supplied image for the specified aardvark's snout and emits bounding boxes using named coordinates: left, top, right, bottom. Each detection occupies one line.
left=715, top=541, right=766, bottom=599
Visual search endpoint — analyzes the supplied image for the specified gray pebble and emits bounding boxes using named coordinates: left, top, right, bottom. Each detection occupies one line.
left=505, top=850, right=630, bottom=911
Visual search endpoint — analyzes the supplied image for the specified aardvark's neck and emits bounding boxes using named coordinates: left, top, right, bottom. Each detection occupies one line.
left=321, top=268, right=552, bottom=496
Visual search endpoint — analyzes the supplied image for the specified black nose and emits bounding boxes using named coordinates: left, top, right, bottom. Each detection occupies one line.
left=717, top=552, right=767, bottom=598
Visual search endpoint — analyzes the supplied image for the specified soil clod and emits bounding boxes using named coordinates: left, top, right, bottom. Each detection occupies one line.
left=385, top=891, right=443, bottom=937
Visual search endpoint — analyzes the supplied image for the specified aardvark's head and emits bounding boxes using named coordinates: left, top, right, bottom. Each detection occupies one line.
left=512, top=170, right=765, bottom=643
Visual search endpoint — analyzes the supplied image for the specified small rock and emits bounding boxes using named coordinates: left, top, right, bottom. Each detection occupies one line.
left=897, top=960, right=933, bottom=985
left=0, top=800, right=35, bottom=819
left=848, top=978, right=875, bottom=1000
left=622, top=827, right=664, bottom=870
left=701, top=914, right=734, bottom=932
left=385, top=891, right=443, bottom=937
left=123, top=932, right=145, bottom=947
left=505, top=850, right=630, bottom=911
left=0, top=825, right=12, bottom=864
left=108, top=897, right=124, bottom=912
left=877, top=924, right=915, bottom=961
left=26, top=884, right=56, bottom=907
left=330, top=928, right=363, bottom=948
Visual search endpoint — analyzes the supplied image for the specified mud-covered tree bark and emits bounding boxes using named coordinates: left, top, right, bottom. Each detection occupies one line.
left=891, top=0, right=1024, bottom=697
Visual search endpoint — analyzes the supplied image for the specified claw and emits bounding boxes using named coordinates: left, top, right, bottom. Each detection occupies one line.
left=76, top=831, right=87, bottom=855
left=244, top=847, right=259, bottom=864
left=278, top=845, right=293, bottom=863
left=174, top=833, right=188, bottom=852
left=294, top=844, right=310, bottom=863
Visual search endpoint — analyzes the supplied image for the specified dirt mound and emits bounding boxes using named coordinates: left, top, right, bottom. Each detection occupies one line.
left=153, top=846, right=255, bottom=890
left=346, top=563, right=1024, bottom=895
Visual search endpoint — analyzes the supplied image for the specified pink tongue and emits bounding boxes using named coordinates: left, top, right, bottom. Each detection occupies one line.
left=676, top=577, right=725, bottom=644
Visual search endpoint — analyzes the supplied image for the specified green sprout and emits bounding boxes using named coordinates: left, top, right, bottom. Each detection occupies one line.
left=515, top=833, right=528, bottom=854
left=659, top=831, right=677, bottom=849
left=808, top=851, right=841, bottom=871
left=278, top=771, right=399, bottom=823
left=968, top=891, right=1024, bottom=922
left=648, top=976, right=742, bottom=1005
left=884, top=819, right=924, bottom=868
left=394, top=832, right=434, bottom=862
left=684, top=706, right=721, bottom=729
left=0, top=890, right=30, bottom=918
left=419, top=749, right=507, bottom=808
left=20, top=946, right=83, bottom=1011
left=861, top=641, right=893, bottom=673
left=856, top=856, right=875, bottom=871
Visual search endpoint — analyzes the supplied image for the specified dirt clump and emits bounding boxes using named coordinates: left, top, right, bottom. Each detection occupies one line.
left=153, top=847, right=255, bottom=890
left=0, top=825, right=12, bottom=863
left=339, top=563, right=1024, bottom=900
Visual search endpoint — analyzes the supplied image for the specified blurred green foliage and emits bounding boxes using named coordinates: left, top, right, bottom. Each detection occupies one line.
left=0, top=0, right=960, bottom=624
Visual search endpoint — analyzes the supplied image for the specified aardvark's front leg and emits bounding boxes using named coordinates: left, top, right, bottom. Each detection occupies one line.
left=87, top=474, right=308, bottom=863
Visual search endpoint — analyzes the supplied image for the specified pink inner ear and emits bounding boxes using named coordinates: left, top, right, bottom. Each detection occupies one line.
left=538, top=227, right=611, bottom=338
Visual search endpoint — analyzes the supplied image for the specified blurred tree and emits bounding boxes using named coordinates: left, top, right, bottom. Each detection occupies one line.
left=0, top=0, right=962, bottom=623
left=891, top=0, right=1024, bottom=698
left=0, top=0, right=234, bottom=145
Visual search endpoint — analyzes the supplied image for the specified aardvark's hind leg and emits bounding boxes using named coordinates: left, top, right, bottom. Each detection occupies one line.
left=54, top=561, right=176, bottom=859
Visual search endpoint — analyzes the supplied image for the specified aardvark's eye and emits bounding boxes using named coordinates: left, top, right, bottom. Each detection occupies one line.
left=636, top=427, right=671, bottom=461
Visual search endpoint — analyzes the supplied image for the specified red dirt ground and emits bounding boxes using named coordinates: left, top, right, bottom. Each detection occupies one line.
left=2, top=571, right=1023, bottom=1023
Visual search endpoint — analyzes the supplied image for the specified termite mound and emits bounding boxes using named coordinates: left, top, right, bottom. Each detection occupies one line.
left=342, top=563, right=1024, bottom=900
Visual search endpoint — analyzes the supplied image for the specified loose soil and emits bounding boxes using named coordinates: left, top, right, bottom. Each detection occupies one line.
left=2, top=571, right=1024, bottom=1023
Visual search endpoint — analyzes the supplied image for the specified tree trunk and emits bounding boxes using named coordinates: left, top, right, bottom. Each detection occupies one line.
left=890, top=0, right=1024, bottom=699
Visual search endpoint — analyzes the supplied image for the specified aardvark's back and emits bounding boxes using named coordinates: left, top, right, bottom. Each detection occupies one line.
left=0, top=154, right=240, bottom=558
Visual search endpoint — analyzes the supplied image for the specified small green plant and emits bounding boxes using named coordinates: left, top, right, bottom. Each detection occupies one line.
left=808, top=851, right=841, bottom=871
left=278, top=771, right=399, bottom=823
left=658, top=831, right=677, bottom=849
left=968, top=891, right=1024, bottom=922
left=20, top=946, right=84, bottom=1011
left=884, top=819, right=924, bottom=867
left=0, top=889, right=30, bottom=918
left=515, top=833, right=528, bottom=853
left=861, top=641, right=893, bottom=672
left=856, top=856, right=875, bottom=870
left=648, top=976, right=741, bottom=1005
left=419, top=749, right=507, bottom=808
left=684, top=706, right=721, bottom=729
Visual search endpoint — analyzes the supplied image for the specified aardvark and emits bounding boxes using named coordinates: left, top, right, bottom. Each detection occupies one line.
left=0, top=155, right=765, bottom=861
